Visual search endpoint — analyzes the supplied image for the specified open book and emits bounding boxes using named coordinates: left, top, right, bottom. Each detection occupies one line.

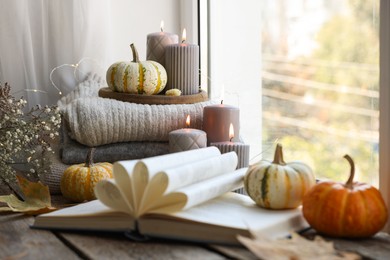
left=33, top=147, right=308, bottom=245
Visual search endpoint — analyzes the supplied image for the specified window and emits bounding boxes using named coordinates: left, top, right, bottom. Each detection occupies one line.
left=201, top=0, right=383, bottom=187
left=201, top=0, right=390, bottom=231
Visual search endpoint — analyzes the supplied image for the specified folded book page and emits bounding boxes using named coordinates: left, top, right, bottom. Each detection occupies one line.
left=95, top=147, right=241, bottom=217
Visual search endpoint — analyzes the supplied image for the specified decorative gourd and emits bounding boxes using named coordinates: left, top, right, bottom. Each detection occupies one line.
left=302, top=155, right=388, bottom=238
left=106, top=43, right=167, bottom=95
left=244, top=143, right=316, bottom=209
left=60, top=148, right=113, bottom=202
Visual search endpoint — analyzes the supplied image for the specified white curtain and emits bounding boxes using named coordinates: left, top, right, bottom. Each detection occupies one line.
left=0, top=0, right=111, bottom=107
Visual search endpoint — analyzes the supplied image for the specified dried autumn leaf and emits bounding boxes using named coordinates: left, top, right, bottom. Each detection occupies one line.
left=0, top=176, right=56, bottom=215
left=237, top=232, right=361, bottom=260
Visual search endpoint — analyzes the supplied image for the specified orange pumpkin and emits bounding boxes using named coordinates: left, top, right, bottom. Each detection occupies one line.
left=60, top=148, right=113, bottom=202
left=302, top=155, right=388, bottom=238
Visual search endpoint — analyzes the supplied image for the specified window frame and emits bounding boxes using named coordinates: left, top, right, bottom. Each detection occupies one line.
left=194, top=0, right=389, bottom=232
left=379, top=0, right=390, bottom=232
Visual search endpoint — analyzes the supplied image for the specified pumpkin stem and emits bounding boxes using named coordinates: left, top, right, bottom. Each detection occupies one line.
left=130, top=43, right=140, bottom=63
left=85, top=148, right=95, bottom=167
left=272, top=143, right=286, bottom=165
left=344, top=154, right=355, bottom=189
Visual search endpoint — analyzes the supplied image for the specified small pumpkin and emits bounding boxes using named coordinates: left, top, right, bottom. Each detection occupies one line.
left=244, top=143, right=316, bottom=209
left=302, top=155, right=388, bottom=238
left=106, top=43, right=167, bottom=95
left=60, top=148, right=113, bottom=202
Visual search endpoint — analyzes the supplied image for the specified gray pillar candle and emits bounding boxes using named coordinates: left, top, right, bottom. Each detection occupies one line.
left=169, top=115, right=207, bottom=152
left=169, top=128, right=207, bottom=153
left=210, top=140, right=250, bottom=195
left=165, top=29, right=199, bottom=95
left=203, top=103, right=240, bottom=146
left=210, top=141, right=250, bottom=169
left=210, top=122, right=249, bottom=169
left=146, top=21, right=179, bottom=68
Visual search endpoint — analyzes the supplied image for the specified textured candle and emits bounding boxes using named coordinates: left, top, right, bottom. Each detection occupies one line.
left=169, top=128, right=207, bottom=153
left=210, top=142, right=250, bottom=169
left=203, top=104, right=240, bottom=145
left=165, top=29, right=199, bottom=95
left=210, top=140, right=249, bottom=195
left=146, top=21, right=179, bottom=68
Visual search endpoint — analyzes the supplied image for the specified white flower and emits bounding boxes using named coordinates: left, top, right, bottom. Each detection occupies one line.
left=45, top=107, right=51, bottom=113
left=7, top=99, right=12, bottom=104
left=30, top=169, right=35, bottom=173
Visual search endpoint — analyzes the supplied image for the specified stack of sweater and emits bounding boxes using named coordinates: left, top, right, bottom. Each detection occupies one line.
left=42, top=74, right=215, bottom=193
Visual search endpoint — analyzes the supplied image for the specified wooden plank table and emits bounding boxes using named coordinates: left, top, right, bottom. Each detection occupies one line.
left=1, top=181, right=390, bottom=259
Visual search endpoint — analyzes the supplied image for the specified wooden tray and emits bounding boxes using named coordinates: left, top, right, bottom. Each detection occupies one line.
left=98, top=87, right=208, bottom=105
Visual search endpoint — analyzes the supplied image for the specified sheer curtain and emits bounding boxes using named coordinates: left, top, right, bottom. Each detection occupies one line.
left=0, top=0, right=111, bottom=107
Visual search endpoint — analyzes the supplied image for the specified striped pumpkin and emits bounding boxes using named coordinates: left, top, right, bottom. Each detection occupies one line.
left=60, top=148, right=113, bottom=202
left=244, top=143, right=316, bottom=209
left=106, top=43, right=167, bottom=95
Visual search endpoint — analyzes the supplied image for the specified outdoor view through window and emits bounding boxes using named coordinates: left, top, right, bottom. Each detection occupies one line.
left=260, top=0, right=379, bottom=186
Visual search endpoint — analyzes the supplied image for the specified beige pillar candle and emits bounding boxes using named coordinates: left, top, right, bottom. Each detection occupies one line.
left=165, top=29, right=199, bottom=95
left=169, top=115, right=207, bottom=153
left=146, top=21, right=179, bottom=68
left=203, top=102, right=240, bottom=146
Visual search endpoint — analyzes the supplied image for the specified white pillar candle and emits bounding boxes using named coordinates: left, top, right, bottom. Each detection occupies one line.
left=165, top=28, right=199, bottom=95
left=169, top=115, right=207, bottom=153
left=203, top=102, right=240, bottom=146
left=146, top=21, right=179, bottom=68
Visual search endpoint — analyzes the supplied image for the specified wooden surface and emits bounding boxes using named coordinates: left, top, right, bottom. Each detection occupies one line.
left=99, top=87, right=209, bottom=105
left=1, top=180, right=390, bottom=259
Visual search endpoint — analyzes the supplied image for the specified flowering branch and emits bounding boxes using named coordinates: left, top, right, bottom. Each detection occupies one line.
left=0, top=82, right=61, bottom=183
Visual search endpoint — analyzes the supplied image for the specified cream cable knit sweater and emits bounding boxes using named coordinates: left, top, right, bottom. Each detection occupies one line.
left=59, top=74, right=215, bottom=147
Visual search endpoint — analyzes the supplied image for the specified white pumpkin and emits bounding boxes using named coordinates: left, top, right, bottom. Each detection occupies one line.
left=106, top=43, right=167, bottom=95
left=244, top=143, right=316, bottom=209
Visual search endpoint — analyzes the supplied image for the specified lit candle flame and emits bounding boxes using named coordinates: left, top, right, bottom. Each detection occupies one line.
left=186, top=115, right=190, bottom=127
left=229, top=123, right=234, bottom=142
left=181, top=28, right=186, bottom=43
left=160, top=20, right=164, bottom=32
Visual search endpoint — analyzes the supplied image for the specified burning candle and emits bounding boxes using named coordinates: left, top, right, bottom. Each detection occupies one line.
left=210, top=123, right=250, bottom=169
left=203, top=102, right=240, bottom=146
left=146, top=20, right=179, bottom=68
left=169, top=115, right=207, bottom=153
left=165, top=28, right=200, bottom=95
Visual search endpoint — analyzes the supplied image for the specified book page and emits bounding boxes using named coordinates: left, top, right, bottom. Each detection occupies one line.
left=114, top=147, right=221, bottom=213
left=33, top=200, right=135, bottom=231
left=142, top=168, right=246, bottom=215
left=35, top=200, right=115, bottom=217
left=169, top=193, right=308, bottom=239
left=179, top=168, right=247, bottom=211
left=137, top=152, right=238, bottom=215
left=112, top=160, right=138, bottom=210
left=94, top=179, right=133, bottom=215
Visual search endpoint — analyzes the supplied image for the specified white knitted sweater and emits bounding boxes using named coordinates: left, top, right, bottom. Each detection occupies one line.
left=59, top=74, right=215, bottom=147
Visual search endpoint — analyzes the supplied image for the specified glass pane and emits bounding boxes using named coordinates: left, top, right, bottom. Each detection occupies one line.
left=261, top=0, right=379, bottom=186
left=207, top=0, right=262, bottom=160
